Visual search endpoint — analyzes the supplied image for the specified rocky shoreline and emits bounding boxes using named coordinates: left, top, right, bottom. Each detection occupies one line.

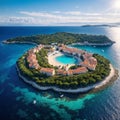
left=71, top=42, right=115, bottom=46
left=16, top=64, right=118, bottom=93
left=3, top=40, right=115, bottom=46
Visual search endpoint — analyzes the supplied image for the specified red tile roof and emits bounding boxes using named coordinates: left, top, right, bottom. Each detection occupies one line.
left=40, top=68, right=54, bottom=73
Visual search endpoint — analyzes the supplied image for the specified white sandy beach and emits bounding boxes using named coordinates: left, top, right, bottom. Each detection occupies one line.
left=16, top=64, right=116, bottom=93
left=48, top=51, right=66, bottom=67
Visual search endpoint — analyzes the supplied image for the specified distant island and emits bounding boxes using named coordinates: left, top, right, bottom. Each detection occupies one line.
left=3, top=32, right=115, bottom=46
left=81, top=23, right=120, bottom=27
left=15, top=42, right=118, bottom=93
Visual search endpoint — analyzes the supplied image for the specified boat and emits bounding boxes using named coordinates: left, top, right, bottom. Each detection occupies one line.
left=101, top=49, right=104, bottom=52
left=33, top=100, right=37, bottom=104
left=60, top=94, right=64, bottom=98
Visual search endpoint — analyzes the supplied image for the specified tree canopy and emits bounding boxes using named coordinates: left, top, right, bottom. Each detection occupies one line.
left=6, top=32, right=114, bottom=45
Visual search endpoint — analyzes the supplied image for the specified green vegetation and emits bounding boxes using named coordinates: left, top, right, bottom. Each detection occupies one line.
left=17, top=53, right=111, bottom=89
left=17, top=55, right=49, bottom=80
left=6, top=32, right=114, bottom=45
left=36, top=48, right=53, bottom=68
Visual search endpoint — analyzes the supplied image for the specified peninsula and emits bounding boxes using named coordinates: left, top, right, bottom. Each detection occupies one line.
left=3, top=32, right=115, bottom=46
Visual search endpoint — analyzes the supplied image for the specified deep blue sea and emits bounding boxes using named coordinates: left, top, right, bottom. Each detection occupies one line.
left=0, top=26, right=120, bottom=120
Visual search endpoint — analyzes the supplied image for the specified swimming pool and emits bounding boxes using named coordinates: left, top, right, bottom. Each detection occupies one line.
left=55, top=55, right=78, bottom=64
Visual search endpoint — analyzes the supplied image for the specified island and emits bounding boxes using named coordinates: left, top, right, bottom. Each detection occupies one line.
left=3, top=32, right=118, bottom=93
left=3, top=32, right=115, bottom=46
left=15, top=42, right=118, bottom=93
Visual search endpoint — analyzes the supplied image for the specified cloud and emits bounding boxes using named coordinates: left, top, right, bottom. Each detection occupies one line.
left=52, top=11, right=61, bottom=14
left=0, top=10, right=120, bottom=25
left=21, top=11, right=67, bottom=18
left=0, top=16, right=35, bottom=25
left=64, top=11, right=81, bottom=15
left=20, top=11, right=61, bottom=18
left=19, top=10, right=120, bottom=22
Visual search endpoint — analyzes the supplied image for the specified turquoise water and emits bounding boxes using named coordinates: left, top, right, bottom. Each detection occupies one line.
left=0, top=26, right=120, bottom=120
left=55, top=55, right=77, bottom=64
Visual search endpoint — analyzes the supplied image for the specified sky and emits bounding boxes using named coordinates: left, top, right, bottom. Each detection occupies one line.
left=0, top=0, right=120, bottom=26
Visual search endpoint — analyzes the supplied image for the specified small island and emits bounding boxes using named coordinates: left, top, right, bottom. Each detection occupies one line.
left=15, top=40, right=118, bottom=93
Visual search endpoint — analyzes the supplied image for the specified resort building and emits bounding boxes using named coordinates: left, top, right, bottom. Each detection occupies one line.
left=26, top=44, right=98, bottom=76
left=80, top=57, right=97, bottom=70
left=57, top=67, right=88, bottom=76
left=40, top=68, right=55, bottom=76
left=58, top=44, right=84, bottom=56
left=27, top=49, right=40, bottom=69
left=70, top=67, right=88, bottom=75
left=57, top=69, right=68, bottom=76
left=82, top=52, right=93, bottom=59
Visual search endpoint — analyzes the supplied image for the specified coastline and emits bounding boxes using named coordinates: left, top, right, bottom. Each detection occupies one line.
left=16, top=64, right=118, bottom=93
left=3, top=40, right=115, bottom=46
left=71, top=42, right=115, bottom=46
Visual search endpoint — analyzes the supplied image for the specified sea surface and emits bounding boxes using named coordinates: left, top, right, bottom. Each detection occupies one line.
left=0, top=26, right=120, bottom=120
